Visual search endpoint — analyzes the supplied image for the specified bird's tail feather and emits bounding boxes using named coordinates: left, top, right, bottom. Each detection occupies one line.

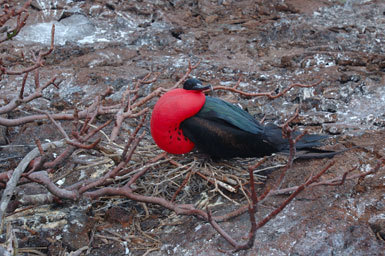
left=262, top=124, right=333, bottom=158
left=294, top=134, right=328, bottom=149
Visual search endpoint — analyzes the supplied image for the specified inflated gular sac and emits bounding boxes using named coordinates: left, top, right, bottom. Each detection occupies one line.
left=151, top=88, right=206, bottom=154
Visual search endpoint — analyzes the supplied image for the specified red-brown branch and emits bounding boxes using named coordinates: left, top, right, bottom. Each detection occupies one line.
left=124, top=152, right=167, bottom=188
left=0, top=102, right=143, bottom=126
left=121, top=114, right=147, bottom=160
left=208, top=80, right=322, bottom=99
left=0, top=0, right=31, bottom=26
left=2, top=24, right=55, bottom=75
left=254, top=161, right=335, bottom=231
left=2, top=40, right=382, bottom=254
left=78, top=132, right=145, bottom=194
left=171, top=167, right=194, bottom=202
left=19, top=72, right=28, bottom=99
left=43, top=146, right=76, bottom=169
left=0, top=76, right=58, bottom=116
left=66, top=138, right=101, bottom=150
left=207, top=208, right=239, bottom=248
left=0, top=0, right=31, bottom=43
left=27, top=171, right=78, bottom=200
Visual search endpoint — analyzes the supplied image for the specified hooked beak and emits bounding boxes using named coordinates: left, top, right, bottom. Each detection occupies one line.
left=192, top=82, right=212, bottom=91
left=183, top=78, right=212, bottom=91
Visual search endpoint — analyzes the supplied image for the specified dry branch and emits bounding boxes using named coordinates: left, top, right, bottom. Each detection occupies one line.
left=1, top=59, right=382, bottom=252
left=0, top=11, right=382, bottom=252
left=0, top=0, right=31, bottom=42
left=207, top=79, right=322, bottom=99
left=0, top=140, right=65, bottom=231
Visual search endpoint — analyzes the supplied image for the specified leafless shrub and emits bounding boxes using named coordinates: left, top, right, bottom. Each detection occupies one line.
left=0, top=3, right=384, bottom=254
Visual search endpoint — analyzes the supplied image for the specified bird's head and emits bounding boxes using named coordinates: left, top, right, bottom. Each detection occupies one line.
left=183, top=78, right=212, bottom=91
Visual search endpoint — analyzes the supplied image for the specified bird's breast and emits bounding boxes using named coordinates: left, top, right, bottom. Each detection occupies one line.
left=150, top=88, right=206, bottom=154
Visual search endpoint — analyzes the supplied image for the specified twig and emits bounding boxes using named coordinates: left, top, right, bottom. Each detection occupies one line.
left=171, top=167, right=193, bottom=202
left=0, top=140, right=65, bottom=232
left=254, top=161, right=335, bottom=230
left=255, top=110, right=300, bottom=204
left=206, top=208, right=239, bottom=248
left=66, top=138, right=101, bottom=149
left=121, top=114, right=147, bottom=160
left=110, top=74, right=152, bottom=141
left=3, top=24, right=55, bottom=75
left=19, top=72, right=28, bottom=99
left=35, top=109, right=70, bottom=140
left=78, top=132, right=145, bottom=194
left=0, top=76, right=58, bottom=116
left=195, top=171, right=237, bottom=193
left=270, top=157, right=384, bottom=195
left=0, top=0, right=31, bottom=43
left=27, top=171, right=78, bottom=200
left=208, top=80, right=322, bottom=99
left=125, top=152, right=167, bottom=188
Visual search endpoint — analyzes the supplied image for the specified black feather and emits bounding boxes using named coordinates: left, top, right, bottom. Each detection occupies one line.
left=181, top=96, right=333, bottom=159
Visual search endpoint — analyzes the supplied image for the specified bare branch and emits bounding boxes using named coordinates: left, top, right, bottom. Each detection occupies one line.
left=207, top=80, right=322, bottom=99
left=0, top=0, right=31, bottom=42
left=19, top=72, right=28, bottom=99
left=254, top=161, right=335, bottom=231
left=0, top=76, right=58, bottom=116
left=27, top=171, right=78, bottom=200
left=0, top=140, right=65, bottom=231
left=66, top=138, right=101, bottom=150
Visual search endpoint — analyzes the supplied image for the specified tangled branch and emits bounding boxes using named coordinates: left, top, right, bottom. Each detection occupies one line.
left=207, top=76, right=322, bottom=99
left=0, top=5, right=383, bottom=252
left=0, top=0, right=31, bottom=42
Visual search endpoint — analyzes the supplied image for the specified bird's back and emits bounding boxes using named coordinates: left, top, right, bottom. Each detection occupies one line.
left=181, top=97, right=330, bottom=159
left=180, top=97, right=277, bottom=159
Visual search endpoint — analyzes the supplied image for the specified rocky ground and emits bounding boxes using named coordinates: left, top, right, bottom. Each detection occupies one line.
left=1, top=0, right=385, bottom=255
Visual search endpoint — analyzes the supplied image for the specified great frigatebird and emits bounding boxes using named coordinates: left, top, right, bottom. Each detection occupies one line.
left=150, top=78, right=334, bottom=159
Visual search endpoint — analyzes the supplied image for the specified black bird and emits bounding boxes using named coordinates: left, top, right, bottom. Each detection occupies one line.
left=151, top=78, right=335, bottom=159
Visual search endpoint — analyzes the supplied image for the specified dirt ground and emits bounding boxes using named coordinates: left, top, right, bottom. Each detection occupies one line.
left=1, top=0, right=385, bottom=255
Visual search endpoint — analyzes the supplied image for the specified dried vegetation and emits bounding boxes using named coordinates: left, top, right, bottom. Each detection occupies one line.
left=0, top=2, right=384, bottom=255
